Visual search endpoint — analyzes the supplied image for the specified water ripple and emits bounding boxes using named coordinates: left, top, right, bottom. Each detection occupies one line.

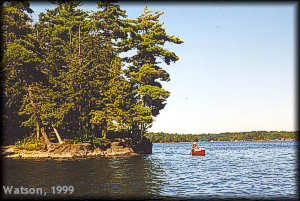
left=151, top=141, right=297, bottom=199
left=2, top=141, right=296, bottom=199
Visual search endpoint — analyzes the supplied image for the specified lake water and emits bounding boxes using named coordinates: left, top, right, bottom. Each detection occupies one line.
left=1, top=141, right=297, bottom=200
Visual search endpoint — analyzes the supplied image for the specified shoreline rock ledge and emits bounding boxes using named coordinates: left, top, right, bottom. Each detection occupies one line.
left=0, top=138, right=153, bottom=159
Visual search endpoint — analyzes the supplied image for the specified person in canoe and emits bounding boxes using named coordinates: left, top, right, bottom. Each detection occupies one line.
left=192, top=142, right=200, bottom=151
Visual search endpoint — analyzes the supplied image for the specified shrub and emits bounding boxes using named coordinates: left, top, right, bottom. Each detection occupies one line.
left=15, top=133, right=46, bottom=151
left=72, top=134, right=111, bottom=149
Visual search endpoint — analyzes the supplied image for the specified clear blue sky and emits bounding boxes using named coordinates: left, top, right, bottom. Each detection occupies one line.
left=30, top=2, right=296, bottom=134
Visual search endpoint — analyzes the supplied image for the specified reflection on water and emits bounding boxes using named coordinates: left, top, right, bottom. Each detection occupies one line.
left=2, top=156, right=165, bottom=199
left=1, top=141, right=297, bottom=200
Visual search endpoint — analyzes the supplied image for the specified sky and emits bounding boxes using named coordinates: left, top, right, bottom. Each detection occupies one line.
left=29, top=2, right=296, bottom=134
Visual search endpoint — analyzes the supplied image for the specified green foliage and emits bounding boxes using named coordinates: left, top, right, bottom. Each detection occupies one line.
left=73, top=134, right=96, bottom=144
left=63, top=139, right=75, bottom=144
left=123, top=7, right=183, bottom=133
left=3, top=1, right=183, bottom=144
left=73, top=134, right=111, bottom=148
left=93, top=138, right=111, bottom=149
left=15, top=133, right=45, bottom=150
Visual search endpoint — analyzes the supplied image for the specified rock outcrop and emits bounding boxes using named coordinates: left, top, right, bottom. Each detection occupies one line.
left=0, top=138, right=153, bottom=159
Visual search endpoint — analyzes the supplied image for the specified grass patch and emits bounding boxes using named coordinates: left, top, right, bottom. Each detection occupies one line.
left=15, top=133, right=46, bottom=151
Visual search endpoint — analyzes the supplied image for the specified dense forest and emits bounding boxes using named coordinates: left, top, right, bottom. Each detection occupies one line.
left=1, top=1, right=183, bottom=145
left=145, top=131, right=297, bottom=143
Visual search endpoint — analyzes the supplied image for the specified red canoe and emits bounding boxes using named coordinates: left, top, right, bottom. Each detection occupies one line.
left=191, top=149, right=205, bottom=156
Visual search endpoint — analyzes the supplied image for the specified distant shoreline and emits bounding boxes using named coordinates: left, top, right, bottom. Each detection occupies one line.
left=153, top=139, right=296, bottom=143
left=145, top=131, right=297, bottom=143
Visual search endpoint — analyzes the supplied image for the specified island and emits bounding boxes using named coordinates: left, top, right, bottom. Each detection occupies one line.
left=1, top=2, right=183, bottom=160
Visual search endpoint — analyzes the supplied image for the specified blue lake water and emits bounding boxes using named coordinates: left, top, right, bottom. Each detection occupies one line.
left=2, top=141, right=297, bottom=200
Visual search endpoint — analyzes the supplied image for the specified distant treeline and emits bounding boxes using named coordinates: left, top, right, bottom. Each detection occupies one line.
left=145, top=131, right=297, bottom=143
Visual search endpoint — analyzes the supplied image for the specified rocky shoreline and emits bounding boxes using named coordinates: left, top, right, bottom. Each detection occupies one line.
left=0, top=139, right=152, bottom=159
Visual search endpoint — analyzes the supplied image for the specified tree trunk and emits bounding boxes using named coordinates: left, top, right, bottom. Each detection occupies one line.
left=102, top=120, right=107, bottom=139
left=79, top=23, right=81, bottom=55
left=36, top=121, right=40, bottom=140
left=41, top=127, right=51, bottom=145
left=27, top=86, right=51, bottom=144
left=141, top=123, right=144, bottom=140
left=69, top=27, right=72, bottom=45
left=140, top=96, right=145, bottom=140
left=99, top=124, right=102, bottom=138
left=102, top=126, right=107, bottom=139
left=52, top=125, right=64, bottom=144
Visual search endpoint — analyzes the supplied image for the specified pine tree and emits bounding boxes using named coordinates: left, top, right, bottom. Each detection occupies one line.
left=34, top=1, right=91, bottom=137
left=126, top=7, right=183, bottom=137
left=87, top=0, right=133, bottom=138
left=2, top=1, right=52, bottom=143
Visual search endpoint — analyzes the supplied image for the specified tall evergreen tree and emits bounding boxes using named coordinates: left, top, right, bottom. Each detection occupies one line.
left=35, top=1, right=91, bottom=137
left=126, top=7, right=183, bottom=137
left=2, top=1, right=52, bottom=143
left=87, top=0, right=133, bottom=138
